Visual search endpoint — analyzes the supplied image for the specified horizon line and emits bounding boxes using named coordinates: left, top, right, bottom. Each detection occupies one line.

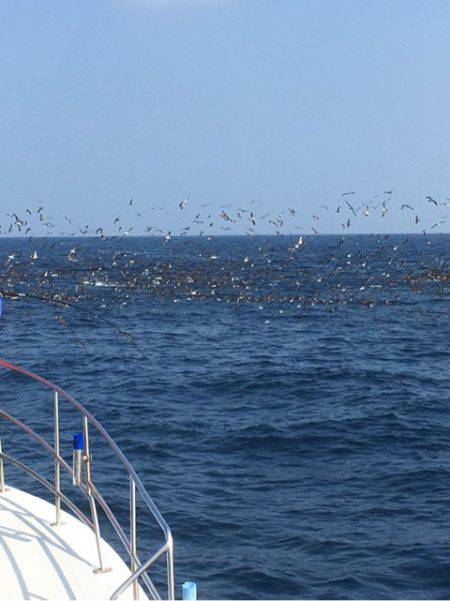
left=0, top=231, right=448, bottom=240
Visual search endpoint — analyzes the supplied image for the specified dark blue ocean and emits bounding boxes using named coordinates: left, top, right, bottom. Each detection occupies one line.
left=0, top=234, right=449, bottom=599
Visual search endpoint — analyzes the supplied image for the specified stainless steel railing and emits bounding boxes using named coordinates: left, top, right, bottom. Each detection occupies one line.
left=0, top=358, right=175, bottom=601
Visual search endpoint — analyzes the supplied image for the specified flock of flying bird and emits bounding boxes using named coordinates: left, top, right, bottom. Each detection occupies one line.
left=2, top=190, right=449, bottom=241
left=0, top=190, right=448, bottom=354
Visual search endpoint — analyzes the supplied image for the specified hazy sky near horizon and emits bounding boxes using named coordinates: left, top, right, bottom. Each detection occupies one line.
left=1, top=0, right=450, bottom=235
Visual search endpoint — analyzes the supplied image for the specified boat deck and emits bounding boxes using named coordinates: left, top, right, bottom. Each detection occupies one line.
left=0, top=486, right=144, bottom=600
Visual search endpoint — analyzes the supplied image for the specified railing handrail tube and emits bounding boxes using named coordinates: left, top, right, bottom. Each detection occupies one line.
left=0, top=359, right=171, bottom=542
left=0, top=407, right=166, bottom=600
left=0, top=359, right=175, bottom=600
left=111, top=543, right=169, bottom=600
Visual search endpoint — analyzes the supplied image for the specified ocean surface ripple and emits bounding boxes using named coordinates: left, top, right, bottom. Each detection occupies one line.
left=0, top=235, right=449, bottom=599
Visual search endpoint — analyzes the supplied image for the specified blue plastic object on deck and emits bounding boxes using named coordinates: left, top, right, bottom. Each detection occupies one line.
left=73, top=432, right=84, bottom=450
left=182, top=581, right=197, bottom=601
left=0, top=295, right=3, bottom=316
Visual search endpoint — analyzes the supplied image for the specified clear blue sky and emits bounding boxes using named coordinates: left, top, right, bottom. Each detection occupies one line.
left=1, top=0, right=450, bottom=235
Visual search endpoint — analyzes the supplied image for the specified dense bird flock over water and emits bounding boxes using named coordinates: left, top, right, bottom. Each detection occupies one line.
left=0, top=191, right=448, bottom=352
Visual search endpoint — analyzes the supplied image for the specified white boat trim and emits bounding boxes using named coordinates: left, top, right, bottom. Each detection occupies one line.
left=0, top=485, right=147, bottom=600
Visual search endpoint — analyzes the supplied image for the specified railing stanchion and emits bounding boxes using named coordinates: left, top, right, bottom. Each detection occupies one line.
left=167, top=535, right=175, bottom=601
left=0, top=437, right=5, bottom=493
left=130, top=476, right=139, bottom=600
left=83, top=416, right=111, bottom=574
left=53, top=391, right=61, bottom=525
